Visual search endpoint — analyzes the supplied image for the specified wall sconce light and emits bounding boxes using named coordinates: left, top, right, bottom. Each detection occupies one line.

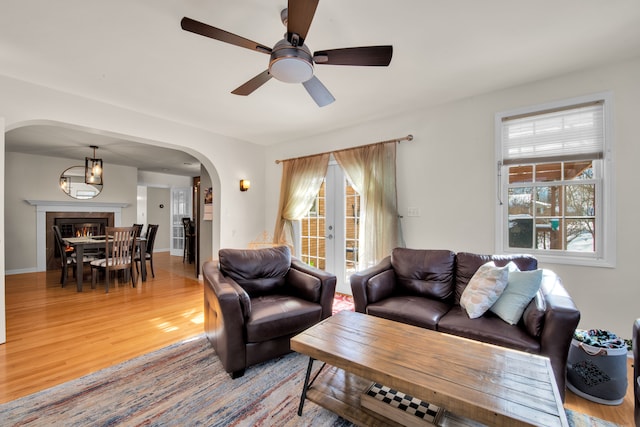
left=239, top=179, right=250, bottom=192
left=85, top=145, right=103, bottom=185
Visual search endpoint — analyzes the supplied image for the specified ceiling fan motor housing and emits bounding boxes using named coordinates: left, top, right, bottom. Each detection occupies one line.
left=269, top=39, right=314, bottom=83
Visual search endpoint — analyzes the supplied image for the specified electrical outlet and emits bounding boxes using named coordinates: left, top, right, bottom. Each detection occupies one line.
left=407, top=207, right=420, bottom=217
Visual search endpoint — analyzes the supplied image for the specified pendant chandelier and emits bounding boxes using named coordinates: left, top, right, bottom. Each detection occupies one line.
left=85, top=145, right=103, bottom=185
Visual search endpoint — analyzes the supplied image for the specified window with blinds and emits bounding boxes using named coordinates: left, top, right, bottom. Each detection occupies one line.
left=495, top=93, right=615, bottom=267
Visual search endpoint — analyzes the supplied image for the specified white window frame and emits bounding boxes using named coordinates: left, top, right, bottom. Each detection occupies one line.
left=495, top=92, right=615, bottom=267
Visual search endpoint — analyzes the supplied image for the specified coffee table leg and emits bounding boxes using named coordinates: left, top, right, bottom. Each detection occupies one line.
left=297, top=357, right=315, bottom=416
left=297, top=357, right=327, bottom=416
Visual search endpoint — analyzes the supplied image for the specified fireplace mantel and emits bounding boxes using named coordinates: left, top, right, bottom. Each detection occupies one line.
left=29, top=200, right=129, bottom=272
left=26, top=200, right=129, bottom=208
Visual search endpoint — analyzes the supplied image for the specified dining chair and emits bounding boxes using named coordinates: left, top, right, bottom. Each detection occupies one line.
left=135, top=224, right=159, bottom=278
left=182, top=217, right=194, bottom=263
left=132, top=223, right=144, bottom=258
left=52, top=225, right=75, bottom=286
left=133, top=223, right=144, bottom=238
left=90, top=226, right=137, bottom=293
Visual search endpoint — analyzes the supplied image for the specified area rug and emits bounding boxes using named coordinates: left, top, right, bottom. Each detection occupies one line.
left=0, top=336, right=620, bottom=426
left=0, top=335, right=351, bottom=426
left=332, top=293, right=355, bottom=314
left=564, top=410, right=621, bottom=427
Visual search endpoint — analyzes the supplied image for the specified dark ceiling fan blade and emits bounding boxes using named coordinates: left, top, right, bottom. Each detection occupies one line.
left=286, top=0, right=319, bottom=45
left=313, top=46, right=393, bottom=66
left=302, top=76, right=335, bottom=107
left=181, top=17, right=272, bottom=54
left=231, top=70, right=273, bottom=96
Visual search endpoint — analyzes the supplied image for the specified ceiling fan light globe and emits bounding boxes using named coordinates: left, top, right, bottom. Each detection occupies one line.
left=269, top=39, right=314, bottom=83
left=270, top=57, right=313, bottom=83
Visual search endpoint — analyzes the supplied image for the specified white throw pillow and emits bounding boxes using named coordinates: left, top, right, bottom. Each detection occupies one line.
left=460, top=261, right=516, bottom=319
left=490, top=269, right=543, bottom=325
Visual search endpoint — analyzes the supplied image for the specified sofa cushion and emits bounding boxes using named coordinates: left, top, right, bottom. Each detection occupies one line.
left=245, top=295, right=322, bottom=343
left=455, top=252, right=538, bottom=305
left=460, top=262, right=514, bottom=319
left=391, top=248, right=455, bottom=301
left=490, top=269, right=543, bottom=325
left=219, top=246, right=291, bottom=297
left=438, top=306, right=541, bottom=353
left=366, top=296, right=451, bottom=330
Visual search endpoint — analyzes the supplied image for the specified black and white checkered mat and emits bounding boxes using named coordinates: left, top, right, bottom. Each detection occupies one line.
left=363, top=383, right=442, bottom=424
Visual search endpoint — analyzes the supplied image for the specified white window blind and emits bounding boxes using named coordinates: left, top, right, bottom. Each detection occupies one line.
left=501, top=101, right=604, bottom=165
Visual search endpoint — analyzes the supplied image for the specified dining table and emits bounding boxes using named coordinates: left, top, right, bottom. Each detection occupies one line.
left=63, top=236, right=147, bottom=292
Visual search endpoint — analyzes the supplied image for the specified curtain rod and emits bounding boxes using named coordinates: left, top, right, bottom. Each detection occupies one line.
left=275, top=134, right=413, bottom=164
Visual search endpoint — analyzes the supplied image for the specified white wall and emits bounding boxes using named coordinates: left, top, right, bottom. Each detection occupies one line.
left=0, top=118, right=5, bottom=343
left=137, top=171, right=191, bottom=188
left=136, top=185, right=147, bottom=225
left=146, top=187, right=171, bottom=252
left=266, top=56, right=640, bottom=338
left=138, top=170, right=194, bottom=253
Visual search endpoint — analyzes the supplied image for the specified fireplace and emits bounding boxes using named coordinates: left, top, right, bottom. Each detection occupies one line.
left=47, top=212, right=114, bottom=270
left=26, top=200, right=127, bottom=273
left=54, top=217, right=109, bottom=238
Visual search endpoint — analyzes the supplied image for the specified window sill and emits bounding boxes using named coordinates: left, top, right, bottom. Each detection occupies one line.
left=502, top=249, right=615, bottom=268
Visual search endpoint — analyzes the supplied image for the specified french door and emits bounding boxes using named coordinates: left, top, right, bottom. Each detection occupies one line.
left=299, top=163, right=360, bottom=294
left=170, top=187, right=192, bottom=256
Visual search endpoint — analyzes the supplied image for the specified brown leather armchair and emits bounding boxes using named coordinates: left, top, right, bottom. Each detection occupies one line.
left=634, top=319, right=639, bottom=426
left=202, top=246, right=336, bottom=378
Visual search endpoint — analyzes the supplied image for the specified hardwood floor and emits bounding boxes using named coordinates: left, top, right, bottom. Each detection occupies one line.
left=0, top=254, right=635, bottom=425
left=0, top=252, right=203, bottom=403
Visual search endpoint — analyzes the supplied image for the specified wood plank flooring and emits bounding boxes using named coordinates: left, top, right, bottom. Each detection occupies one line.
left=0, top=252, right=203, bottom=403
left=0, top=254, right=635, bottom=425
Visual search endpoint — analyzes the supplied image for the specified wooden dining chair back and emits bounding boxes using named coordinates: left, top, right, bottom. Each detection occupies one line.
left=133, top=223, right=144, bottom=238
left=135, top=224, right=159, bottom=278
left=182, top=217, right=194, bottom=263
left=52, top=225, right=74, bottom=286
left=90, top=226, right=137, bottom=293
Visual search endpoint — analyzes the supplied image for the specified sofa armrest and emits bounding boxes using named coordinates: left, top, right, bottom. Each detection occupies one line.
left=202, top=260, right=248, bottom=375
left=349, top=256, right=393, bottom=313
left=538, top=269, right=580, bottom=400
left=290, top=258, right=336, bottom=320
left=634, top=319, right=640, bottom=426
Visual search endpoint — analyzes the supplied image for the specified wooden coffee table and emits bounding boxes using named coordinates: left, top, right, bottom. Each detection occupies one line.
left=291, top=310, right=568, bottom=427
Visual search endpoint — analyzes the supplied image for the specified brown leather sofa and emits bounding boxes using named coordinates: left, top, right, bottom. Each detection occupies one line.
left=202, top=246, right=336, bottom=378
left=350, top=248, right=580, bottom=400
left=634, top=318, right=639, bottom=426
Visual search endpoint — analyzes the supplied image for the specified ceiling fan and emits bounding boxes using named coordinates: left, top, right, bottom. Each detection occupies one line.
left=180, top=0, right=393, bottom=107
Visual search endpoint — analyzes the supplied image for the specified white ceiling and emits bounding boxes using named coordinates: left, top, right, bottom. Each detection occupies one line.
left=2, top=0, right=640, bottom=172
left=5, top=124, right=202, bottom=176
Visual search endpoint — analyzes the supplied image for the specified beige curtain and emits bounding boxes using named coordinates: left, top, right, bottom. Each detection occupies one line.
left=334, top=142, right=402, bottom=268
left=273, top=153, right=330, bottom=246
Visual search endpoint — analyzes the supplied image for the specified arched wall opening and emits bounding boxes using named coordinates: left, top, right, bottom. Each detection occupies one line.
left=4, top=119, right=222, bottom=276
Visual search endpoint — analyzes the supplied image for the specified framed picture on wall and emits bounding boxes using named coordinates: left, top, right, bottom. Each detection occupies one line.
left=204, top=187, right=213, bottom=220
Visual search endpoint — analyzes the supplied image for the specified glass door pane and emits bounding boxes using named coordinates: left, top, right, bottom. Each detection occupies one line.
left=170, top=187, right=192, bottom=256
left=299, top=164, right=360, bottom=295
left=300, top=181, right=326, bottom=270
